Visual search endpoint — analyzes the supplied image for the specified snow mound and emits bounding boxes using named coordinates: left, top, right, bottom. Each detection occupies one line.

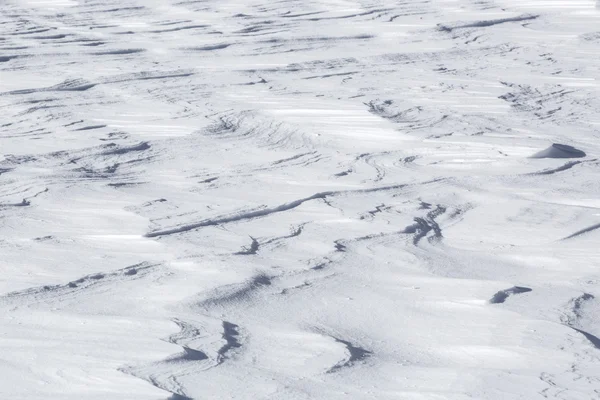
left=530, top=143, right=586, bottom=159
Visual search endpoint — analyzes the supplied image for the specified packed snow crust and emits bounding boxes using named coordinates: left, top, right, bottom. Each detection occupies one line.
left=1, top=0, right=600, bottom=399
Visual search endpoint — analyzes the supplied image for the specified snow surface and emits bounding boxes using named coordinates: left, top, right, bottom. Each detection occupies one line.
left=1, top=0, right=600, bottom=399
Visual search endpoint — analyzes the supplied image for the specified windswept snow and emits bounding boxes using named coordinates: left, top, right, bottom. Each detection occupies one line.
left=530, top=144, right=587, bottom=159
left=1, top=0, right=600, bottom=399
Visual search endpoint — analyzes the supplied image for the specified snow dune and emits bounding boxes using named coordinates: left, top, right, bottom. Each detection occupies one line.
left=1, top=0, right=600, bottom=399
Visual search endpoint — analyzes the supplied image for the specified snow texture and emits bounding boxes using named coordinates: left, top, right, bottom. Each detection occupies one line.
left=1, top=0, right=600, bottom=399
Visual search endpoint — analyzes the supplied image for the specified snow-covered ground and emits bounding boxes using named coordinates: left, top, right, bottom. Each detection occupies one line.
left=1, top=0, right=600, bottom=399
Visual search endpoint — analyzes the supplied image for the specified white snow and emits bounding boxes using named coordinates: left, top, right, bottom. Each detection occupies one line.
left=1, top=0, right=600, bottom=399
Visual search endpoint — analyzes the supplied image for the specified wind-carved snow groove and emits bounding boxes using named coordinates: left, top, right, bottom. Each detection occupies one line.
left=305, top=8, right=393, bottom=21
left=561, top=293, right=595, bottom=327
left=121, top=319, right=244, bottom=399
left=0, top=263, right=158, bottom=306
left=145, top=182, right=430, bottom=237
left=526, top=161, right=584, bottom=176
left=258, top=224, right=306, bottom=249
left=218, top=322, right=242, bottom=363
left=333, top=239, right=347, bottom=252
left=91, top=48, right=146, bottom=56
left=360, top=204, right=388, bottom=220
left=571, top=328, right=600, bottom=350
left=331, top=203, right=462, bottom=255
left=2, top=79, right=96, bottom=95
left=365, top=100, right=448, bottom=133
left=149, top=24, right=209, bottom=34
left=185, top=43, right=232, bottom=51
left=355, top=152, right=388, bottom=182
left=326, top=336, right=372, bottom=373
left=2, top=188, right=48, bottom=208
left=489, top=286, right=532, bottom=304
left=498, top=83, right=580, bottom=122
left=0, top=198, right=30, bottom=208
left=258, top=151, right=324, bottom=172
left=54, top=141, right=155, bottom=184
left=311, top=257, right=333, bottom=271
left=437, top=14, right=539, bottom=32
left=559, top=294, right=600, bottom=350
left=73, top=124, right=107, bottom=131
left=102, top=70, right=195, bottom=84
left=155, top=319, right=242, bottom=365
left=199, top=274, right=272, bottom=308
left=271, top=151, right=317, bottom=166
left=166, top=319, right=209, bottom=362
left=202, top=111, right=310, bottom=150
left=102, top=141, right=151, bottom=155
left=561, top=223, right=600, bottom=240
left=228, top=153, right=324, bottom=179
left=65, top=142, right=150, bottom=160
left=337, top=203, right=457, bottom=248
left=235, top=236, right=259, bottom=255
left=404, top=205, right=446, bottom=245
